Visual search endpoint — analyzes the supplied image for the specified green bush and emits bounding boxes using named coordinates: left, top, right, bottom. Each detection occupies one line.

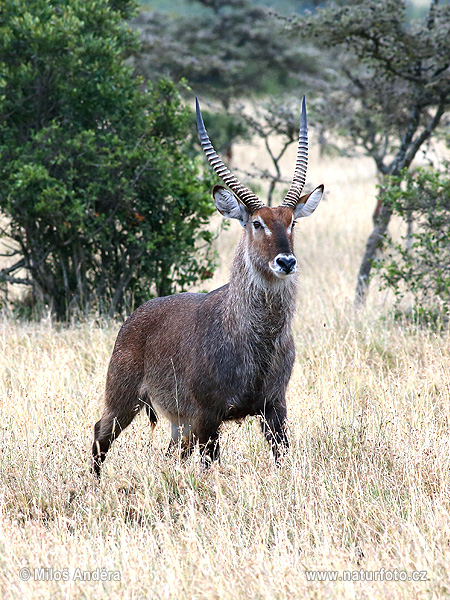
left=374, top=168, right=450, bottom=323
left=0, top=0, right=216, bottom=319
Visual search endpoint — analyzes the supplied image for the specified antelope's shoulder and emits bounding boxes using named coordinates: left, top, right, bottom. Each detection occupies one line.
left=114, top=292, right=204, bottom=343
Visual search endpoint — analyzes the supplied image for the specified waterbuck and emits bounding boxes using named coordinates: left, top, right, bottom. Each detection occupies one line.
left=92, top=97, right=323, bottom=477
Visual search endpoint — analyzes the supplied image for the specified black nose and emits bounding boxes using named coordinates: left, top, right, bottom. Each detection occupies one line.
left=276, top=255, right=297, bottom=274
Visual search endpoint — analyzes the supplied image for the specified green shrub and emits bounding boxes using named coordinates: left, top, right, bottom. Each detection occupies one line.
left=375, top=168, right=450, bottom=323
left=0, top=0, right=216, bottom=319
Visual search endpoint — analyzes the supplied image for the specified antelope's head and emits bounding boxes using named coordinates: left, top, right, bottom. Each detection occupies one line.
left=196, top=97, right=324, bottom=281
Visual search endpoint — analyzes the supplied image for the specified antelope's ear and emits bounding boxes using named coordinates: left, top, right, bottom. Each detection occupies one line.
left=294, top=184, right=324, bottom=219
left=213, top=185, right=250, bottom=227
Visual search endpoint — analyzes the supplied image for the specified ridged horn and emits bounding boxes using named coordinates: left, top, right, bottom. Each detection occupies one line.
left=196, top=98, right=264, bottom=213
left=282, top=96, right=308, bottom=208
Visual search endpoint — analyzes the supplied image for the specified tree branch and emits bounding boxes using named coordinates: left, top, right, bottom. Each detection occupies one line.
left=403, top=99, right=447, bottom=170
left=389, top=103, right=421, bottom=174
left=0, top=258, right=26, bottom=277
left=0, top=257, right=31, bottom=286
left=0, top=274, right=32, bottom=286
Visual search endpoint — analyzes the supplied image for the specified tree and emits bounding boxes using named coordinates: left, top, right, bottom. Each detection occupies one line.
left=132, top=0, right=322, bottom=109
left=0, top=0, right=216, bottom=319
left=237, top=101, right=305, bottom=206
left=373, top=166, right=450, bottom=322
left=132, top=0, right=332, bottom=207
left=291, top=0, right=450, bottom=305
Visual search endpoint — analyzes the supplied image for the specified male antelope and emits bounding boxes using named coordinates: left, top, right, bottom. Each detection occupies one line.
left=92, top=97, right=323, bottom=477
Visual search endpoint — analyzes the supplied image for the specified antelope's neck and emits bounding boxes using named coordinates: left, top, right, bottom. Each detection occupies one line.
left=223, top=237, right=297, bottom=338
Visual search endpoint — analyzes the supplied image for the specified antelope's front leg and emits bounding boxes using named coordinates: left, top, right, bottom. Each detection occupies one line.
left=260, top=402, right=289, bottom=463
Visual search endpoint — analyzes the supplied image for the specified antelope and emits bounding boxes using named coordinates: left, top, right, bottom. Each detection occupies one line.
left=92, top=97, right=323, bottom=477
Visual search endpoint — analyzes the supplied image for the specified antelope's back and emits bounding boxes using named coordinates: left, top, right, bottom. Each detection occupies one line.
left=106, top=288, right=228, bottom=407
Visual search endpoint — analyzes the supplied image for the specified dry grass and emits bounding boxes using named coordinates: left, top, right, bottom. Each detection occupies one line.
left=1, top=145, right=450, bottom=600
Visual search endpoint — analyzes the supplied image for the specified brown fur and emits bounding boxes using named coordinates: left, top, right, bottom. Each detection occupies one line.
left=91, top=204, right=303, bottom=476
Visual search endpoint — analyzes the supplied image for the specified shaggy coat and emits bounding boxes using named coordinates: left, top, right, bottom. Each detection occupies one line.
left=92, top=97, right=323, bottom=477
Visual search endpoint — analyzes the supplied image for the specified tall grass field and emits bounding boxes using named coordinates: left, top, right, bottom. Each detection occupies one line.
left=1, top=140, right=449, bottom=599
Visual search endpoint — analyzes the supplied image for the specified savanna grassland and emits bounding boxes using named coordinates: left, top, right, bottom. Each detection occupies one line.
left=1, top=139, right=450, bottom=600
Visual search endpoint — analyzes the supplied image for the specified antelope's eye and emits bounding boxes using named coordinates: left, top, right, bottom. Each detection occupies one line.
left=253, top=221, right=262, bottom=229
left=292, top=221, right=297, bottom=228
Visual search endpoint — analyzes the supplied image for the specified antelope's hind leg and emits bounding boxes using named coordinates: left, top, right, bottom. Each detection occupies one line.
left=92, top=378, right=145, bottom=478
left=260, top=403, right=289, bottom=464
left=92, top=408, right=138, bottom=478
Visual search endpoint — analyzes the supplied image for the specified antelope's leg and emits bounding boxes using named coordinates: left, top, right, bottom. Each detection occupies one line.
left=167, top=421, right=194, bottom=459
left=144, top=397, right=158, bottom=433
left=196, top=421, right=220, bottom=467
left=260, top=403, right=289, bottom=463
left=92, top=407, right=138, bottom=479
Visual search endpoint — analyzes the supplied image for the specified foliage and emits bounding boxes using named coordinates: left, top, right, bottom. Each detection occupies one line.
left=130, top=0, right=333, bottom=208
left=132, top=0, right=323, bottom=108
left=0, top=0, right=216, bottom=320
left=297, top=0, right=450, bottom=175
left=290, top=0, right=450, bottom=303
left=374, top=167, right=450, bottom=322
